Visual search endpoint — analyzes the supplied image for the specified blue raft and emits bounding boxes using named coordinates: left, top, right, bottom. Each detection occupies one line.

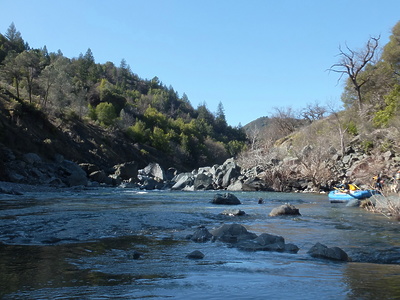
left=328, top=189, right=379, bottom=203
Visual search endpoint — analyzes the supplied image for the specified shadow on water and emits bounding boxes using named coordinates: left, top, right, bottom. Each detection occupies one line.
left=0, top=235, right=187, bottom=298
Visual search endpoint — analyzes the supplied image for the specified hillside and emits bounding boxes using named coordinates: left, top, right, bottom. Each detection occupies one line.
left=0, top=88, right=184, bottom=179
left=2, top=20, right=400, bottom=193
left=0, top=23, right=248, bottom=184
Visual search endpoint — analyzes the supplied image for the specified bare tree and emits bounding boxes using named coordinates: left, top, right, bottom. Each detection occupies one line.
left=270, top=106, right=301, bottom=136
left=248, top=124, right=261, bottom=151
left=301, top=101, right=327, bottom=123
left=329, top=36, right=380, bottom=111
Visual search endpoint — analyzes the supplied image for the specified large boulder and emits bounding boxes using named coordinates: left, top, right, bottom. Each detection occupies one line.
left=193, top=173, right=214, bottom=190
left=226, top=179, right=244, bottom=191
left=211, top=224, right=257, bottom=243
left=269, top=203, right=301, bottom=217
left=212, top=193, right=241, bottom=205
left=113, top=161, right=138, bottom=181
left=307, top=242, right=350, bottom=261
left=187, top=226, right=213, bottom=242
left=89, top=170, right=113, bottom=185
left=237, top=233, right=299, bottom=253
left=242, top=177, right=269, bottom=191
left=220, top=159, right=241, bottom=188
left=171, top=172, right=194, bottom=190
left=140, top=162, right=166, bottom=181
left=79, top=163, right=101, bottom=175
left=59, top=160, right=88, bottom=186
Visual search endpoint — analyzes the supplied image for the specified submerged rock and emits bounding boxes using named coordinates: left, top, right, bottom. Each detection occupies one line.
left=269, top=203, right=301, bottom=216
left=128, top=250, right=143, bottom=259
left=212, top=193, right=241, bottom=205
left=210, top=223, right=257, bottom=243
left=307, top=242, right=349, bottom=262
left=188, top=226, right=213, bottom=242
left=221, top=209, right=246, bottom=216
left=186, top=250, right=205, bottom=259
left=237, top=233, right=299, bottom=253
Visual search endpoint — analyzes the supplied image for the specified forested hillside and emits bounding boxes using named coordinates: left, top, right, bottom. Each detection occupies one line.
left=0, top=23, right=246, bottom=173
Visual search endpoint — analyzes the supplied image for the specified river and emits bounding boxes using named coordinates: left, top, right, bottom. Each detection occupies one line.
left=0, top=188, right=400, bottom=299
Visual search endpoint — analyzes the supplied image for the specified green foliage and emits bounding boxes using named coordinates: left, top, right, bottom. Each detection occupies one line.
left=226, top=140, right=247, bottom=157
left=98, top=79, right=126, bottom=113
left=88, top=104, right=97, bottom=120
left=150, top=127, right=170, bottom=152
left=380, top=139, right=394, bottom=152
left=126, top=120, right=149, bottom=143
left=346, top=120, right=358, bottom=136
left=373, top=85, right=400, bottom=128
left=0, top=24, right=249, bottom=169
left=144, top=106, right=169, bottom=130
left=95, top=102, right=117, bottom=126
left=361, top=140, right=374, bottom=153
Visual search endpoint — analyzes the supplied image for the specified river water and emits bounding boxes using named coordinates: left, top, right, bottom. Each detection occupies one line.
left=0, top=188, right=400, bottom=299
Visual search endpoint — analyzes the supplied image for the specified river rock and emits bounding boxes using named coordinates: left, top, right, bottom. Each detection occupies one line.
left=221, top=163, right=241, bottom=188
left=269, top=203, right=301, bottom=216
left=171, top=172, right=194, bottom=190
left=186, top=250, right=205, bottom=259
left=226, top=179, right=244, bottom=191
left=89, top=170, right=113, bottom=185
left=210, top=223, right=257, bottom=243
left=212, top=193, right=241, bottom=205
left=0, top=187, right=23, bottom=195
left=22, top=153, right=42, bottom=165
left=128, top=250, right=143, bottom=259
left=193, top=173, right=214, bottom=190
left=221, top=209, right=245, bottom=216
left=140, top=162, right=166, bottom=181
left=114, top=161, right=138, bottom=181
left=236, top=233, right=299, bottom=253
left=242, top=177, right=268, bottom=191
left=60, top=160, right=88, bottom=187
left=307, top=242, right=349, bottom=262
left=188, top=226, right=213, bottom=242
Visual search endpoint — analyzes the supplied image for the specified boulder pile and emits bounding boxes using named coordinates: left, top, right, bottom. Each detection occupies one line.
left=186, top=224, right=350, bottom=262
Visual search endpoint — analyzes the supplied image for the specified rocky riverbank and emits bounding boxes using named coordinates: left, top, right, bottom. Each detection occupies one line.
left=2, top=128, right=400, bottom=195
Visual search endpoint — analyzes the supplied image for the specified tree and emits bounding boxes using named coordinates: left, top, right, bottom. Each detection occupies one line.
left=301, top=101, right=327, bottom=123
left=270, top=106, right=301, bottom=137
left=95, top=102, right=117, bottom=126
left=39, top=63, right=57, bottom=107
left=0, top=51, right=23, bottom=98
left=329, top=36, right=380, bottom=111
left=4, top=22, right=27, bottom=53
left=381, top=21, right=400, bottom=79
left=16, top=50, right=41, bottom=103
left=373, top=84, right=400, bottom=127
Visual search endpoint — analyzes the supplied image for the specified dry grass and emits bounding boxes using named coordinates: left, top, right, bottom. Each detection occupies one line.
left=364, top=189, right=400, bottom=221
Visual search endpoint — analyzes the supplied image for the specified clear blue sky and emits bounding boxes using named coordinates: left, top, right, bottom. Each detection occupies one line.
left=1, top=0, right=399, bottom=126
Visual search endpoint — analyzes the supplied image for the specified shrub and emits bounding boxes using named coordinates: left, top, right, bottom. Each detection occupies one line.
left=126, top=120, right=149, bottom=143
left=347, top=120, right=358, bottom=136
left=361, top=140, right=374, bottom=153
left=150, top=127, right=170, bottom=152
left=95, top=102, right=117, bottom=126
left=373, top=85, right=400, bottom=128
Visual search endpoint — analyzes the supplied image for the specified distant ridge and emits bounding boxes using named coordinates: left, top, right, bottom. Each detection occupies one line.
left=243, top=116, right=270, bottom=133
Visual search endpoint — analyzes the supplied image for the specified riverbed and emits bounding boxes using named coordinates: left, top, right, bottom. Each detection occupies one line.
left=1, top=187, right=400, bottom=299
